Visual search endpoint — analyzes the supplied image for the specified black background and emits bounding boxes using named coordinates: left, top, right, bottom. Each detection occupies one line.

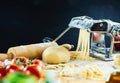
left=0, top=0, right=120, bottom=52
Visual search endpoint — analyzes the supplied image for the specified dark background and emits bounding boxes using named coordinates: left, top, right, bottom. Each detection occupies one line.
left=0, top=0, right=120, bottom=52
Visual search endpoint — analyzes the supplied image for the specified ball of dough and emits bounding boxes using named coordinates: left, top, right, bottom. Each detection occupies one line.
left=42, top=46, right=70, bottom=64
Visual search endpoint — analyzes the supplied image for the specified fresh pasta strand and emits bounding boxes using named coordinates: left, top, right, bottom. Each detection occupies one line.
left=86, top=30, right=90, bottom=57
left=76, top=29, right=82, bottom=51
left=76, top=29, right=94, bottom=60
left=83, top=30, right=87, bottom=56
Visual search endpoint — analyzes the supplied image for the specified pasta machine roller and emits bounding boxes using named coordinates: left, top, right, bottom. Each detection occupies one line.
left=54, top=16, right=120, bottom=61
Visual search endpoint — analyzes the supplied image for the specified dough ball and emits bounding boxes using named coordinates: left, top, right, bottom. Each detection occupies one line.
left=42, top=46, right=70, bottom=64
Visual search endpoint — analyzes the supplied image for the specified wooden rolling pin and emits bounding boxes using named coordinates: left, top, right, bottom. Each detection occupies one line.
left=0, top=42, right=74, bottom=61
left=0, top=42, right=57, bottom=61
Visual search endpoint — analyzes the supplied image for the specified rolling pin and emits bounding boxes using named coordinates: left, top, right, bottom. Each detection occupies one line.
left=7, top=42, right=58, bottom=60
left=0, top=42, right=74, bottom=61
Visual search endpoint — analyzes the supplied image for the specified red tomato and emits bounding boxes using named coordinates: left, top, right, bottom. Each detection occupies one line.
left=0, top=66, right=6, bottom=78
left=114, top=36, right=120, bottom=51
left=6, top=64, right=24, bottom=74
left=93, top=33, right=101, bottom=42
left=32, top=59, right=43, bottom=68
left=12, top=57, right=28, bottom=65
left=24, top=64, right=43, bottom=79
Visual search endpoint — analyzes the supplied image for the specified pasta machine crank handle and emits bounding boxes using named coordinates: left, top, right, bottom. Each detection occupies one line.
left=54, top=27, right=72, bottom=42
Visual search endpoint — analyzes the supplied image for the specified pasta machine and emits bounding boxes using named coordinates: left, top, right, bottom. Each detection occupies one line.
left=54, top=16, right=120, bottom=61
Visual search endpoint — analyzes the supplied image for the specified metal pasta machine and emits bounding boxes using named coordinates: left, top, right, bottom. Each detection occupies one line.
left=54, top=16, right=120, bottom=61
